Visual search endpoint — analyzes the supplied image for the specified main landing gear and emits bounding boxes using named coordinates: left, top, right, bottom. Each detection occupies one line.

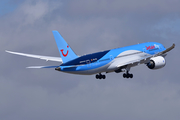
left=123, top=71, right=133, bottom=78
left=95, top=68, right=133, bottom=79
left=96, top=73, right=106, bottom=79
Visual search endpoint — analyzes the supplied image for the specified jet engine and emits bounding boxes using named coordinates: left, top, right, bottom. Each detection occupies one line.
left=147, top=56, right=166, bottom=70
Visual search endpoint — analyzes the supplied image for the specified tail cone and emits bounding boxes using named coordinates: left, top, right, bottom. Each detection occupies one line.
left=55, top=67, right=61, bottom=71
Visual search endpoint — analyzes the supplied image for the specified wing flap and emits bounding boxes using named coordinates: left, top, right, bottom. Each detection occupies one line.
left=6, top=50, right=62, bottom=62
left=117, top=56, right=151, bottom=68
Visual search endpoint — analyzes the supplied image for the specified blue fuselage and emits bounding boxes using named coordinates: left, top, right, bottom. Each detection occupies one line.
left=59, top=42, right=166, bottom=75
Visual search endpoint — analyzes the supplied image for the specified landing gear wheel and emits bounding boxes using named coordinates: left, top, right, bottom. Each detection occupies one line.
left=130, top=74, right=133, bottom=78
left=102, top=75, right=106, bottom=79
left=127, top=74, right=130, bottom=78
left=123, top=73, right=126, bottom=78
left=96, top=74, right=99, bottom=79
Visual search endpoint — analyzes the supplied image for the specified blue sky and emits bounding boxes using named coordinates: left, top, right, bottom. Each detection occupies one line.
left=0, top=0, right=18, bottom=17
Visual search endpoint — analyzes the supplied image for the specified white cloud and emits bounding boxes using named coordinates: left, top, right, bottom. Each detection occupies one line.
left=1, top=77, right=180, bottom=120
left=21, top=1, right=49, bottom=24
left=13, top=0, right=61, bottom=25
left=68, top=0, right=180, bottom=16
left=0, top=0, right=179, bottom=120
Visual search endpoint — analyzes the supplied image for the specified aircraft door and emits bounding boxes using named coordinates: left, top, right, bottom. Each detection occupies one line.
left=86, top=60, right=91, bottom=68
left=110, top=55, right=114, bottom=60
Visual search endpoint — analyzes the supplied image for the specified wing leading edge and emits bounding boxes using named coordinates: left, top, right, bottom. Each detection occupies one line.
left=155, top=43, right=175, bottom=56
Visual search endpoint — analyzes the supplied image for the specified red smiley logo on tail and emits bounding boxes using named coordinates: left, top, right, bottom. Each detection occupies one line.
left=60, top=46, right=69, bottom=57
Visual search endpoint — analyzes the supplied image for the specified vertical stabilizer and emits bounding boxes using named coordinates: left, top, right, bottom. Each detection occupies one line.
left=52, top=31, right=78, bottom=63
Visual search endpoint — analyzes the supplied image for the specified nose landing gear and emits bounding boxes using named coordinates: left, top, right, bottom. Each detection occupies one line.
left=96, top=73, right=106, bottom=79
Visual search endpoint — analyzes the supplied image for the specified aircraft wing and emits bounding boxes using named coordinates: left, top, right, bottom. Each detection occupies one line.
left=155, top=43, right=175, bottom=57
left=117, top=43, right=175, bottom=68
left=116, top=55, right=151, bottom=68
left=6, top=50, right=62, bottom=63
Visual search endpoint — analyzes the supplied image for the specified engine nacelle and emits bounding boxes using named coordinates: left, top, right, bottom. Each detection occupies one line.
left=147, top=56, right=166, bottom=70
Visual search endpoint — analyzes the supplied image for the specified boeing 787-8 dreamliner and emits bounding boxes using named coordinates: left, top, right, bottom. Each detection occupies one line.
left=6, top=31, right=175, bottom=79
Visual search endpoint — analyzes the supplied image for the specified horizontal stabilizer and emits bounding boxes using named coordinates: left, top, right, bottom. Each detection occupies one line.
left=27, top=66, right=59, bottom=69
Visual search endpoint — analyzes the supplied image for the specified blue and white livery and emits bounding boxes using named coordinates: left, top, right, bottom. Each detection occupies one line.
left=6, top=31, right=175, bottom=79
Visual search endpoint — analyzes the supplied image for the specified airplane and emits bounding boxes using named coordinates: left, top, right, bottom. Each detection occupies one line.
left=6, top=31, right=175, bottom=79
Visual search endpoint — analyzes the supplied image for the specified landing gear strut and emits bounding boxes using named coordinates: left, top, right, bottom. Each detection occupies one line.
left=96, top=73, right=106, bottom=79
left=123, top=71, right=133, bottom=78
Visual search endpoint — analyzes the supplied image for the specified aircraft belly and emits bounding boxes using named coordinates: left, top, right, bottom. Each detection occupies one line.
left=61, top=62, right=113, bottom=75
